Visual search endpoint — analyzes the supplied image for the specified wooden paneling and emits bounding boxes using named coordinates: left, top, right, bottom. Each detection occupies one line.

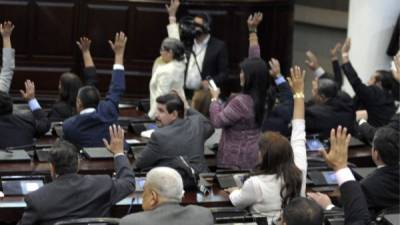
left=0, top=0, right=294, bottom=99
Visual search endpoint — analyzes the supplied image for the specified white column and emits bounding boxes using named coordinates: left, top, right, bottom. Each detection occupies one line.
left=344, top=0, right=400, bottom=95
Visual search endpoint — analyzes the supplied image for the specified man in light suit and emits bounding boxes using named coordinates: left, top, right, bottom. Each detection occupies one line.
left=120, top=167, right=214, bottom=225
left=135, top=93, right=214, bottom=174
left=18, top=125, right=135, bottom=225
left=63, top=32, right=127, bottom=148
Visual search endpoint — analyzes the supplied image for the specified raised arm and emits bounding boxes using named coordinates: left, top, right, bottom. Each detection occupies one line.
left=0, top=21, right=15, bottom=93
left=321, top=126, right=371, bottom=225
left=287, top=66, right=307, bottom=196
left=330, top=42, right=343, bottom=87
left=393, top=52, right=400, bottom=82
left=77, top=37, right=97, bottom=86
left=165, top=0, right=181, bottom=39
left=247, top=12, right=262, bottom=58
left=105, top=32, right=127, bottom=106
left=103, top=125, right=136, bottom=203
left=20, top=80, right=50, bottom=135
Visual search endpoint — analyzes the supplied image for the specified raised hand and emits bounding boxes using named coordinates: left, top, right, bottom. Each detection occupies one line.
left=392, top=52, right=400, bottom=82
left=247, top=12, right=263, bottom=31
left=0, top=21, right=15, bottom=39
left=305, top=51, right=320, bottom=71
left=20, top=80, right=36, bottom=101
left=268, top=58, right=281, bottom=78
left=165, top=0, right=180, bottom=17
left=321, top=126, right=351, bottom=171
left=330, top=42, right=341, bottom=60
left=341, top=38, right=351, bottom=54
left=76, top=37, right=92, bottom=53
left=109, top=32, right=127, bottom=65
left=287, top=65, right=305, bottom=94
left=103, top=125, right=125, bottom=156
left=307, top=192, right=333, bottom=209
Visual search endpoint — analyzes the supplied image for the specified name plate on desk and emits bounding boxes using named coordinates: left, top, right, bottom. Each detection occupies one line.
left=0, top=150, right=31, bottom=162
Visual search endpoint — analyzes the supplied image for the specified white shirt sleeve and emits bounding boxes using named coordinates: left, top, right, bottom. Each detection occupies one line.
left=335, top=167, right=356, bottom=186
left=113, top=64, right=124, bottom=70
left=167, top=23, right=180, bottom=40
left=229, top=177, right=261, bottom=209
left=290, top=119, right=307, bottom=196
left=314, top=67, right=325, bottom=77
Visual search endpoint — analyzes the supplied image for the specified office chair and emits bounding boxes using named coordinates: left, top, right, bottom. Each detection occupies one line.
left=54, top=217, right=120, bottom=225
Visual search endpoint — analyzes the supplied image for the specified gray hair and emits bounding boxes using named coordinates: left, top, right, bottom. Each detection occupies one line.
left=145, top=167, right=184, bottom=202
left=160, top=38, right=185, bottom=61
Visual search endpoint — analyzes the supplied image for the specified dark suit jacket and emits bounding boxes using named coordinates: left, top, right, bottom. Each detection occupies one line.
left=340, top=181, right=371, bottom=225
left=63, top=69, right=125, bottom=148
left=0, top=109, right=50, bottom=149
left=47, top=67, right=97, bottom=122
left=200, top=36, right=228, bottom=86
left=306, top=92, right=356, bottom=139
left=361, top=165, right=400, bottom=217
left=18, top=155, right=135, bottom=225
left=135, top=108, right=214, bottom=173
left=358, top=113, right=400, bottom=144
left=342, top=62, right=396, bottom=127
left=120, top=203, right=214, bottom=225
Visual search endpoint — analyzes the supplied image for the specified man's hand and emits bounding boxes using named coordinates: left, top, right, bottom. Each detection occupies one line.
left=224, top=187, right=239, bottom=194
left=393, top=52, right=400, bottom=82
left=202, top=80, right=210, bottom=90
left=341, top=38, right=351, bottom=63
left=165, top=0, right=180, bottom=17
left=307, top=192, right=333, bottom=209
left=247, top=12, right=263, bottom=31
left=20, top=80, right=36, bottom=101
left=210, top=87, right=221, bottom=100
left=305, top=51, right=320, bottom=71
left=109, top=31, right=127, bottom=65
left=356, top=110, right=368, bottom=122
left=76, top=37, right=92, bottom=53
left=0, top=21, right=15, bottom=48
left=321, top=126, right=351, bottom=171
left=330, top=43, right=341, bottom=60
left=103, top=125, right=125, bottom=156
left=268, top=58, right=281, bottom=78
left=287, top=65, right=305, bottom=94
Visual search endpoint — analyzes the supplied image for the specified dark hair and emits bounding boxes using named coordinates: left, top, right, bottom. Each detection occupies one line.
left=240, top=58, right=269, bottom=127
left=193, top=12, right=212, bottom=33
left=373, top=127, right=399, bottom=166
left=161, top=38, right=185, bottom=61
left=156, top=94, right=184, bottom=118
left=317, top=77, right=338, bottom=99
left=257, top=132, right=302, bottom=208
left=77, top=85, right=100, bottom=109
left=49, top=140, right=79, bottom=175
left=0, top=91, right=13, bottom=115
left=59, top=72, right=82, bottom=108
left=376, top=70, right=400, bottom=101
left=282, top=197, right=324, bottom=225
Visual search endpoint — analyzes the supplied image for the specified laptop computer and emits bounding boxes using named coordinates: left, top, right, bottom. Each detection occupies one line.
left=216, top=173, right=248, bottom=189
left=135, top=177, right=146, bottom=192
left=0, top=150, right=31, bottom=162
left=82, top=147, right=113, bottom=160
left=1, top=175, right=45, bottom=196
left=308, top=170, right=338, bottom=186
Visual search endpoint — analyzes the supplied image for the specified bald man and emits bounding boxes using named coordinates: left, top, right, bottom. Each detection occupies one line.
left=120, top=167, right=214, bottom=225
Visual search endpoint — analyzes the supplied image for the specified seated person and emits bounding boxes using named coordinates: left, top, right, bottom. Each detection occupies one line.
left=120, top=167, right=213, bottom=225
left=0, top=22, right=49, bottom=149
left=63, top=32, right=127, bottom=148
left=280, top=198, right=324, bottom=225
left=135, top=93, right=214, bottom=174
left=18, top=125, right=135, bottom=225
left=224, top=66, right=307, bottom=224
left=341, top=38, right=398, bottom=127
left=305, top=76, right=355, bottom=138
left=309, top=127, right=399, bottom=218
left=48, top=37, right=102, bottom=122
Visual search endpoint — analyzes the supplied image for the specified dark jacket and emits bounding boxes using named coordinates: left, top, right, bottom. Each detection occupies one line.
left=18, top=155, right=135, bottom=225
left=358, top=113, right=400, bottom=144
left=340, top=181, right=371, bottom=225
left=63, top=69, right=125, bottom=148
left=361, top=165, right=400, bottom=217
left=197, top=36, right=229, bottom=86
left=342, top=62, right=396, bottom=127
left=0, top=109, right=50, bottom=149
left=305, top=92, right=356, bottom=139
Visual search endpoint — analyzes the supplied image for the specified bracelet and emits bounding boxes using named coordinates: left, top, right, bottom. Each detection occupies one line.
left=293, top=93, right=304, bottom=99
left=248, top=28, right=257, bottom=33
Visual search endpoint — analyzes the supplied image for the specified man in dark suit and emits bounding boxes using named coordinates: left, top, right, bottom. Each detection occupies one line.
left=0, top=21, right=50, bottom=149
left=135, top=93, right=214, bottom=174
left=62, top=32, right=127, bottom=148
left=18, top=125, right=135, bottom=225
left=120, top=167, right=213, bottom=225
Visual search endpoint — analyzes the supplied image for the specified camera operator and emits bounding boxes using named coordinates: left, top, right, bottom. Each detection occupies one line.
left=166, top=0, right=229, bottom=117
